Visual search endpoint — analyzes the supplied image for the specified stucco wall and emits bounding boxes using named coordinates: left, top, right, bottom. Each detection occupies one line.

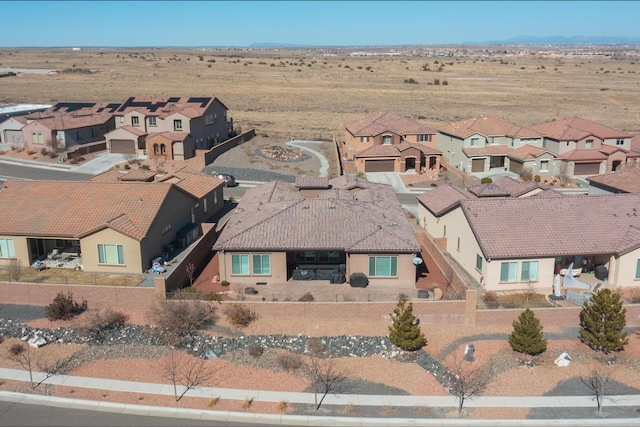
left=219, top=251, right=288, bottom=285
left=348, top=253, right=417, bottom=287
left=81, top=229, right=141, bottom=274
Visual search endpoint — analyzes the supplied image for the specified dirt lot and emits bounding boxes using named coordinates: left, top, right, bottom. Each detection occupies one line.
left=1, top=47, right=639, bottom=142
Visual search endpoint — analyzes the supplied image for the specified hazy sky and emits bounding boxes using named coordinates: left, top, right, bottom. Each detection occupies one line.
left=1, top=1, right=638, bottom=47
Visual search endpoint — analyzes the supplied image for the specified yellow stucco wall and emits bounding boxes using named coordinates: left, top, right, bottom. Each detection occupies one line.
left=81, top=228, right=141, bottom=274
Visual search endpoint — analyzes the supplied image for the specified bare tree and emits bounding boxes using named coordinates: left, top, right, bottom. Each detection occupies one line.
left=157, top=350, right=216, bottom=402
left=304, top=338, right=350, bottom=410
left=36, top=353, right=79, bottom=388
left=8, top=258, right=22, bottom=282
left=581, top=365, right=613, bottom=415
left=447, top=356, right=496, bottom=414
left=558, top=162, right=571, bottom=187
left=185, top=262, right=196, bottom=287
left=524, top=280, right=536, bottom=307
left=7, top=341, right=35, bottom=389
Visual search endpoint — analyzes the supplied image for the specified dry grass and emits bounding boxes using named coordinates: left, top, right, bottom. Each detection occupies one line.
left=0, top=266, right=144, bottom=287
left=1, top=47, right=639, bottom=143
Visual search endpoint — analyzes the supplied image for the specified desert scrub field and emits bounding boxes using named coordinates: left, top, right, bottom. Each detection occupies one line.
left=1, top=47, right=639, bottom=140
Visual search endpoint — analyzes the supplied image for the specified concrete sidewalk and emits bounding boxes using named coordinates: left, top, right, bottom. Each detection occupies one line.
left=2, top=367, right=640, bottom=426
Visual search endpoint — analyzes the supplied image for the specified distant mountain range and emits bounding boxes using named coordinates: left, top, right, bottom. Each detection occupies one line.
left=250, top=36, right=640, bottom=48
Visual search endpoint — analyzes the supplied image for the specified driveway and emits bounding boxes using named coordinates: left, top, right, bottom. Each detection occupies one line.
left=71, top=153, right=135, bottom=174
left=364, top=172, right=409, bottom=193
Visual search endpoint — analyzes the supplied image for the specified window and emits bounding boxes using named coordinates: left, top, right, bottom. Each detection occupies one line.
left=476, top=255, right=483, bottom=271
left=231, top=254, right=249, bottom=275
left=204, top=197, right=208, bottom=213
left=585, top=140, right=593, bottom=148
left=361, top=136, right=369, bottom=143
left=174, top=119, right=183, bottom=130
left=76, top=130, right=81, bottom=140
left=500, top=262, right=518, bottom=282
left=0, top=239, right=15, bottom=258
left=31, top=132, right=37, bottom=143
left=617, top=138, right=625, bottom=145
left=540, top=160, right=549, bottom=171
left=253, top=254, right=271, bottom=275
left=490, top=137, right=498, bottom=145
left=636, top=260, right=640, bottom=279
left=382, top=135, right=391, bottom=144
left=38, top=133, right=44, bottom=144
left=131, top=116, right=139, bottom=127
left=204, top=114, right=214, bottom=125
left=470, top=137, right=479, bottom=146
left=148, top=116, right=157, bottom=127
left=521, top=261, right=539, bottom=282
left=97, top=244, right=124, bottom=265
left=369, top=256, right=398, bottom=277
left=443, top=224, right=446, bottom=237
left=419, top=134, right=431, bottom=142
left=160, top=144, right=166, bottom=154
left=119, top=116, right=124, bottom=123
left=457, top=237, right=461, bottom=251
left=318, top=251, right=340, bottom=263
left=91, top=128, right=98, bottom=138
left=153, top=144, right=159, bottom=155
left=296, top=251, right=316, bottom=262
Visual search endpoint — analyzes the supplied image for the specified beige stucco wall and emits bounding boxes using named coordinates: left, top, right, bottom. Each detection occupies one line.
left=614, top=248, right=640, bottom=288
left=484, top=257, right=556, bottom=292
left=418, top=203, right=447, bottom=239
left=218, top=251, right=287, bottom=285
left=80, top=229, right=142, bottom=274
left=603, top=137, right=631, bottom=151
left=347, top=253, right=416, bottom=286
left=0, top=235, right=29, bottom=268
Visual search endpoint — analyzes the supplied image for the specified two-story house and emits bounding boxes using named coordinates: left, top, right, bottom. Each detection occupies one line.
left=530, top=116, right=640, bottom=176
left=104, top=96, right=233, bottom=159
left=436, top=116, right=548, bottom=175
left=342, top=112, right=441, bottom=173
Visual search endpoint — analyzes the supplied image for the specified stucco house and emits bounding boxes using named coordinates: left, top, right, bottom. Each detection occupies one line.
left=418, top=185, right=640, bottom=293
left=436, top=116, right=547, bottom=175
left=0, top=116, right=27, bottom=148
left=0, top=179, right=217, bottom=274
left=105, top=96, right=233, bottom=157
left=342, top=112, right=442, bottom=173
left=213, top=175, right=421, bottom=287
left=530, top=116, right=640, bottom=176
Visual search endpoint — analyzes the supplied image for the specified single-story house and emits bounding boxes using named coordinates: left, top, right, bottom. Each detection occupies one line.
left=213, top=175, right=421, bottom=287
left=587, top=168, right=640, bottom=195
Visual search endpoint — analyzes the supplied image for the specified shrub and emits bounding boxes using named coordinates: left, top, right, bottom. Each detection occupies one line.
left=247, top=342, right=264, bottom=358
left=48, top=151, right=57, bottom=158
left=141, top=164, right=150, bottom=170
left=480, top=177, right=493, bottom=184
left=40, top=148, right=48, bottom=155
left=220, top=280, right=229, bottom=287
left=388, top=294, right=426, bottom=351
left=534, top=175, right=541, bottom=183
left=404, top=78, right=418, bottom=84
left=145, top=297, right=218, bottom=345
left=69, top=158, right=78, bottom=164
left=241, top=396, right=252, bottom=409
left=482, top=291, right=499, bottom=309
left=298, top=292, right=315, bottom=302
left=224, top=303, right=259, bottom=328
left=84, top=309, right=129, bottom=340
left=45, top=292, right=88, bottom=321
left=276, top=400, right=287, bottom=412
left=509, top=308, right=547, bottom=355
left=277, top=353, right=303, bottom=372
left=203, top=292, right=222, bottom=302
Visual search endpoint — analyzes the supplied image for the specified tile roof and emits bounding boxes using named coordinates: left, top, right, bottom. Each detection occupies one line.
left=531, top=116, right=632, bottom=141
left=214, top=178, right=419, bottom=253
left=25, top=110, right=112, bottom=130
left=155, top=166, right=224, bottom=199
left=0, top=180, right=177, bottom=241
left=357, top=142, right=441, bottom=157
left=108, top=125, right=147, bottom=137
left=147, top=132, right=190, bottom=143
left=88, top=168, right=156, bottom=183
left=462, top=145, right=510, bottom=156
left=437, top=116, right=543, bottom=139
left=345, top=112, right=437, bottom=137
left=461, top=194, right=640, bottom=259
left=295, top=176, right=330, bottom=189
left=587, top=168, right=640, bottom=195
left=467, top=177, right=541, bottom=198
left=558, top=148, right=609, bottom=161
left=417, top=184, right=474, bottom=216
left=508, top=144, right=552, bottom=160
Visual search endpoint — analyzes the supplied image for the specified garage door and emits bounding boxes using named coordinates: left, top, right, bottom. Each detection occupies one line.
left=471, top=158, right=485, bottom=172
left=110, top=139, right=136, bottom=154
left=509, top=159, right=523, bottom=174
left=573, top=162, right=600, bottom=175
left=365, top=159, right=395, bottom=172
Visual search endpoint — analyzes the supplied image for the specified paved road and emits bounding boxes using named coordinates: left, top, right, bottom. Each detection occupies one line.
left=0, top=159, right=91, bottom=181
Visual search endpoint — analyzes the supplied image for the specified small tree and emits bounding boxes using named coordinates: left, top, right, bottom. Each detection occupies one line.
left=8, top=258, right=22, bottom=281
left=157, top=350, right=215, bottom=402
left=45, top=292, right=88, bottom=321
left=447, top=357, right=495, bottom=414
left=146, top=297, right=219, bottom=345
left=579, top=289, right=628, bottom=353
left=581, top=365, right=612, bottom=415
left=558, top=162, right=571, bottom=187
left=304, top=339, right=350, bottom=410
left=388, top=295, right=426, bottom=351
left=508, top=308, right=547, bottom=356
left=7, top=342, right=35, bottom=389
left=185, top=262, right=196, bottom=287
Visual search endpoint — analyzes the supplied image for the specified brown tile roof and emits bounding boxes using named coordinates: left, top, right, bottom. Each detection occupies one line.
left=437, top=116, right=543, bottom=139
left=356, top=144, right=401, bottom=157
left=213, top=178, right=419, bottom=253
left=345, top=112, right=437, bottom=137
left=508, top=144, right=553, bottom=160
left=531, top=116, right=632, bottom=141
left=25, top=110, right=112, bottom=130
left=417, top=184, right=474, bottom=216
left=155, top=166, right=224, bottom=199
left=147, top=131, right=190, bottom=143
left=109, top=125, right=147, bottom=137
left=587, top=168, right=640, bottom=195
left=462, top=145, right=510, bottom=156
left=295, top=176, right=330, bottom=189
left=467, top=177, right=541, bottom=198
left=397, top=141, right=442, bottom=155
left=461, top=194, right=640, bottom=259
left=558, top=149, right=608, bottom=161
left=0, top=180, right=178, bottom=241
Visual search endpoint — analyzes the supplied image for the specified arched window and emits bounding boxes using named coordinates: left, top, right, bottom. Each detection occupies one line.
left=160, top=144, right=166, bottom=154
left=153, top=144, right=159, bottom=154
